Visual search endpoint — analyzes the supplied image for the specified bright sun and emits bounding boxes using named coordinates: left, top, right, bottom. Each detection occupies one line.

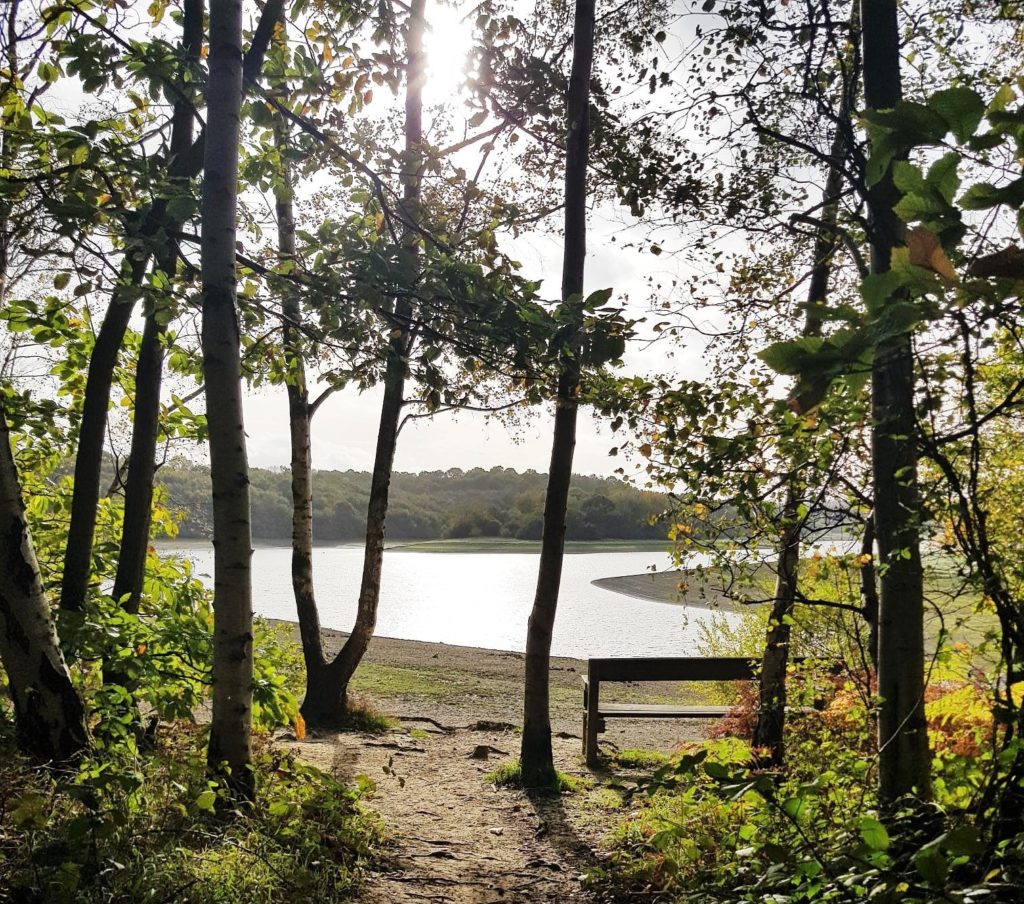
left=421, top=0, right=475, bottom=104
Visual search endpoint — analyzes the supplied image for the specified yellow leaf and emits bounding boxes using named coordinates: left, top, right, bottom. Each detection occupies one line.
left=906, top=227, right=958, bottom=281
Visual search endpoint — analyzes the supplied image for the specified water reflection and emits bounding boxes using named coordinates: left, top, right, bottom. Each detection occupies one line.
left=159, top=543, right=741, bottom=659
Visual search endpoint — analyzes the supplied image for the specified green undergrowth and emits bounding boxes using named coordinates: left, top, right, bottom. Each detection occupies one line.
left=611, top=748, right=673, bottom=769
left=0, top=723, right=380, bottom=904
left=485, top=758, right=589, bottom=793
left=595, top=723, right=1022, bottom=901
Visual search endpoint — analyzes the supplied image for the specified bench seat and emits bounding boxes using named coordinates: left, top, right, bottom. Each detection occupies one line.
left=597, top=702, right=731, bottom=719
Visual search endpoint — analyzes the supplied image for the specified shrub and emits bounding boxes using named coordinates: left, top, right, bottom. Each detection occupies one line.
left=0, top=723, right=379, bottom=904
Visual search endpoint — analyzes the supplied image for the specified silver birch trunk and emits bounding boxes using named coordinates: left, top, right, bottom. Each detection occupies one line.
left=0, top=408, right=88, bottom=763
left=520, top=0, right=596, bottom=786
left=201, top=0, right=254, bottom=795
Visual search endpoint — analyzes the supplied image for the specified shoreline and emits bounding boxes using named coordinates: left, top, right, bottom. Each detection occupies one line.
left=592, top=570, right=747, bottom=610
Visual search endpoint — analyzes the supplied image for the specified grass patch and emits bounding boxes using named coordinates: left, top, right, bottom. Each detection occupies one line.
left=611, top=748, right=672, bottom=769
left=485, top=758, right=588, bottom=793
left=351, top=663, right=460, bottom=699
left=340, top=699, right=397, bottom=733
left=585, top=786, right=625, bottom=810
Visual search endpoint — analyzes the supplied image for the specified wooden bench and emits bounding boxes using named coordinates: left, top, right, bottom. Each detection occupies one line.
left=582, top=656, right=758, bottom=765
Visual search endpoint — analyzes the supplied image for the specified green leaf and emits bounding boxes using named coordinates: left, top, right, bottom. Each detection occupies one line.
left=988, top=83, right=1016, bottom=114
left=926, top=152, right=961, bottom=203
left=859, top=816, right=890, bottom=851
left=166, top=195, right=197, bottom=223
left=757, top=336, right=824, bottom=376
left=943, top=825, right=982, bottom=856
left=860, top=269, right=905, bottom=314
left=195, top=790, right=216, bottom=813
left=583, top=287, right=614, bottom=309
left=960, top=176, right=1024, bottom=211
left=929, top=87, right=985, bottom=142
left=893, top=161, right=925, bottom=195
left=782, top=796, right=806, bottom=819
left=915, top=844, right=948, bottom=884
left=53, top=272, right=71, bottom=291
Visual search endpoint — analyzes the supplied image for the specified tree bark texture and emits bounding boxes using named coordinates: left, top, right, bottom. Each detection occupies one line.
left=520, top=0, right=595, bottom=786
left=0, top=408, right=88, bottom=764
left=861, top=0, right=932, bottom=801
left=201, top=0, right=254, bottom=794
left=271, top=86, right=330, bottom=713
left=302, top=0, right=425, bottom=727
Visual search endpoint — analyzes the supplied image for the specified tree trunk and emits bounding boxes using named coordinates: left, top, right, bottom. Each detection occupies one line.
left=0, top=407, right=89, bottom=764
left=860, top=513, right=880, bottom=670
left=272, top=81, right=332, bottom=717
left=59, top=259, right=145, bottom=616
left=753, top=502, right=801, bottom=764
left=111, top=0, right=204, bottom=616
left=520, top=0, right=595, bottom=787
left=302, top=0, right=425, bottom=728
left=861, top=0, right=931, bottom=801
left=752, top=115, right=848, bottom=764
left=201, top=0, right=254, bottom=796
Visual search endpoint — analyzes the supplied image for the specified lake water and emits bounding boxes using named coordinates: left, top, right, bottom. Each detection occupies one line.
left=158, top=542, right=741, bottom=659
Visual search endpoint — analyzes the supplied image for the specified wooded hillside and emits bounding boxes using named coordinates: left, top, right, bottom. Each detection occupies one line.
left=156, top=461, right=669, bottom=541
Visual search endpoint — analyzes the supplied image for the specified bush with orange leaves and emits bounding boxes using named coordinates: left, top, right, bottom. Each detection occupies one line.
left=709, top=663, right=994, bottom=769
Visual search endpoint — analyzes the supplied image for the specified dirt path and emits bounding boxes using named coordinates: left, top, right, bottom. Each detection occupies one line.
left=289, top=726, right=612, bottom=904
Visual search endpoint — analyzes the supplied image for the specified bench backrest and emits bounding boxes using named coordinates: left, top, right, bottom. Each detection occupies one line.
left=588, top=657, right=758, bottom=683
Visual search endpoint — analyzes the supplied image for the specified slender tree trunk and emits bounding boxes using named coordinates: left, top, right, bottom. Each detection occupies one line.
left=754, top=500, right=802, bottom=763
left=302, top=0, right=425, bottom=727
left=753, top=120, right=848, bottom=763
left=0, top=407, right=88, bottom=764
left=60, top=261, right=145, bottom=616
left=861, top=0, right=931, bottom=801
left=201, top=0, right=254, bottom=795
left=860, top=512, right=880, bottom=670
left=111, top=0, right=204, bottom=616
left=272, top=84, right=331, bottom=712
left=520, top=0, right=596, bottom=787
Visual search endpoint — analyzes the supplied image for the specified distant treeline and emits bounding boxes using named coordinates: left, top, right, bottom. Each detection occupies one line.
left=157, top=461, right=670, bottom=541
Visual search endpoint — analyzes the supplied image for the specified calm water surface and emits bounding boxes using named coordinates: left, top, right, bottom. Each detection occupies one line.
left=158, top=543, right=739, bottom=659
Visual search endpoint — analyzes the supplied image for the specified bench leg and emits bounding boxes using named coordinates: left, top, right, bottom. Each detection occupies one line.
left=582, top=683, right=589, bottom=756
left=585, top=683, right=600, bottom=767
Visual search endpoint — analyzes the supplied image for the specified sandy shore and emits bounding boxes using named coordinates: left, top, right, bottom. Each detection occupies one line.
left=272, top=620, right=730, bottom=753
left=591, top=569, right=747, bottom=609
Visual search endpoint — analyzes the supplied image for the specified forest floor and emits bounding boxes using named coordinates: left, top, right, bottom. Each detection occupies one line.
left=276, top=628, right=719, bottom=903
